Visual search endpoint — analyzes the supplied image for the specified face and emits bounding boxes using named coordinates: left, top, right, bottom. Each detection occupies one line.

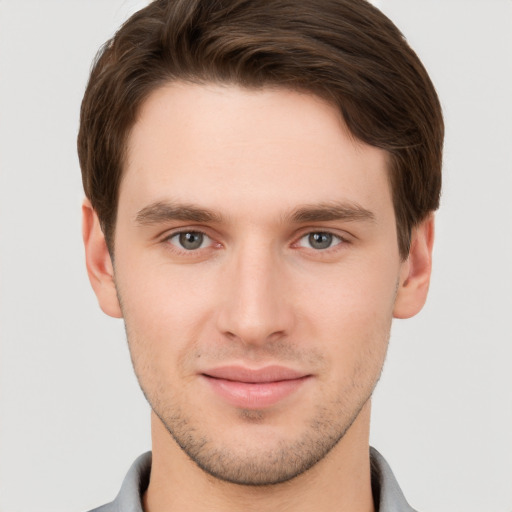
left=107, top=83, right=409, bottom=484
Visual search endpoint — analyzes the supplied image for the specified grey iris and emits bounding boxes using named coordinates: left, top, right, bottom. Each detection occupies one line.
left=179, top=232, right=204, bottom=250
left=309, top=232, right=333, bottom=250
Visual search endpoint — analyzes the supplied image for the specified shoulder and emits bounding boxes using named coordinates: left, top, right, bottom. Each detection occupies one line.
left=86, top=452, right=152, bottom=512
left=87, top=504, right=116, bottom=512
left=370, top=447, right=418, bottom=512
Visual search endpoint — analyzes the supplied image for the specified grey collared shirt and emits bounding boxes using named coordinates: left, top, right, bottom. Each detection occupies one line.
left=89, top=447, right=417, bottom=512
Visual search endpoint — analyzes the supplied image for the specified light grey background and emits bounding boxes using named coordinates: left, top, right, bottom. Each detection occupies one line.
left=0, top=1, right=511, bottom=511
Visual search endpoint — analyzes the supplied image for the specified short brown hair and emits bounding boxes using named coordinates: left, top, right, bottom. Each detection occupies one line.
left=78, top=0, right=443, bottom=258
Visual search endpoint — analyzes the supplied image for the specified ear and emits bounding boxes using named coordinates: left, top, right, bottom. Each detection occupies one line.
left=393, top=214, right=435, bottom=319
left=82, top=199, right=123, bottom=318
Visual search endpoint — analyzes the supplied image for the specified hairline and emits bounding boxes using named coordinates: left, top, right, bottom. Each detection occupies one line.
left=104, top=78, right=406, bottom=259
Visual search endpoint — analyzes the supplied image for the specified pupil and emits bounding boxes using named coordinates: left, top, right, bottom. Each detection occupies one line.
left=179, top=232, right=203, bottom=250
left=309, top=232, right=332, bottom=250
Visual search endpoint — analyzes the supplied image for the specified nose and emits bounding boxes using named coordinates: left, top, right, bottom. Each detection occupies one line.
left=215, top=242, right=295, bottom=347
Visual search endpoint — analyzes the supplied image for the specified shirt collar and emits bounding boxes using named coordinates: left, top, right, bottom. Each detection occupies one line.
left=370, top=447, right=418, bottom=512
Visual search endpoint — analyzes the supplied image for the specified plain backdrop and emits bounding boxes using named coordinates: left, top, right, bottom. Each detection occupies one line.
left=0, top=1, right=511, bottom=511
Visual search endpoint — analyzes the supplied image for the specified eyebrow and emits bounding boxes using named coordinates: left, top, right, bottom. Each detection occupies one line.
left=135, top=200, right=375, bottom=226
left=287, top=202, right=376, bottom=224
left=135, top=201, right=223, bottom=225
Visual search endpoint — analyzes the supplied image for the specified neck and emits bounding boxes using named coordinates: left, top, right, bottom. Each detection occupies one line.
left=143, top=402, right=375, bottom=512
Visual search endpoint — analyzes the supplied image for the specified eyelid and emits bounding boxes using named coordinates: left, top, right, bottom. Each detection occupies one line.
left=296, top=231, right=344, bottom=248
left=160, top=226, right=222, bottom=252
left=159, top=225, right=212, bottom=241
left=157, top=226, right=352, bottom=254
left=169, top=231, right=212, bottom=249
left=292, top=227, right=352, bottom=243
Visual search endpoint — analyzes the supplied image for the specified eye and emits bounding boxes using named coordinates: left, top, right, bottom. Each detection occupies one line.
left=297, top=232, right=343, bottom=250
left=168, top=231, right=211, bottom=251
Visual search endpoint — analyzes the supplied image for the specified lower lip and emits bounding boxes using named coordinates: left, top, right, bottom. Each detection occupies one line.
left=202, top=375, right=310, bottom=409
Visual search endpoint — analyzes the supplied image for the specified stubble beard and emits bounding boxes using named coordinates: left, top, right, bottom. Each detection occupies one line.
left=150, top=391, right=375, bottom=486
left=119, top=291, right=391, bottom=487
left=134, top=342, right=385, bottom=488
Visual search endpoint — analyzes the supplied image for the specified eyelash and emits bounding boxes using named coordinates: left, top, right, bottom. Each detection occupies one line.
left=294, top=232, right=346, bottom=251
left=161, top=228, right=350, bottom=255
left=163, top=230, right=219, bottom=254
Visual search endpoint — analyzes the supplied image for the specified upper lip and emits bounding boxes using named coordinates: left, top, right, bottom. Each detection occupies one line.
left=202, top=365, right=308, bottom=383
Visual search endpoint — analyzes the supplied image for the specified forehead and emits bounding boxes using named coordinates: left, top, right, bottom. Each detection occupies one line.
left=121, top=82, right=392, bottom=220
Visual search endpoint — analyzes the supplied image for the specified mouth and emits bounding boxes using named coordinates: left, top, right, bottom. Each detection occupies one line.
left=200, top=365, right=312, bottom=409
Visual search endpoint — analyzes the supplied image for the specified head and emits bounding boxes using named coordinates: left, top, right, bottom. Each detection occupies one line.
left=78, top=0, right=443, bottom=260
left=80, top=0, right=442, bottom=487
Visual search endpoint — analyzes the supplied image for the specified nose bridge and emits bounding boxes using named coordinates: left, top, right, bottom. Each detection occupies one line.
left=217, top=237, right=292, bottom=345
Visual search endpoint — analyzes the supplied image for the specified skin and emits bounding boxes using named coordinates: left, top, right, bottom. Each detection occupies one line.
left=83, top=83, right=434, bottom=512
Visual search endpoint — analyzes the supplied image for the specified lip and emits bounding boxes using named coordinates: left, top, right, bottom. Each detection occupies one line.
left=201, top=365, right=311, bottom=409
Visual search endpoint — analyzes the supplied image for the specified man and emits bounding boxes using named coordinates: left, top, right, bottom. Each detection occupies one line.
left=78, top=0, right=443, bottom=510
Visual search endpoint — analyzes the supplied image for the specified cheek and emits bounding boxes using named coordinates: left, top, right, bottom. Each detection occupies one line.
left=117, top=255, right=216, bottom=323
left=298, top=263, right=397, bottom=368
left=299, top=259, right=398, bottom=325
left=114, top=259, right=222, bottom=379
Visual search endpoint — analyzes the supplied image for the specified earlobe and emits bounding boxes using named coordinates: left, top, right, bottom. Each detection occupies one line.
left=393, top=215, right=435, bottom=319
left=82, top=199, right=123, bottom=318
